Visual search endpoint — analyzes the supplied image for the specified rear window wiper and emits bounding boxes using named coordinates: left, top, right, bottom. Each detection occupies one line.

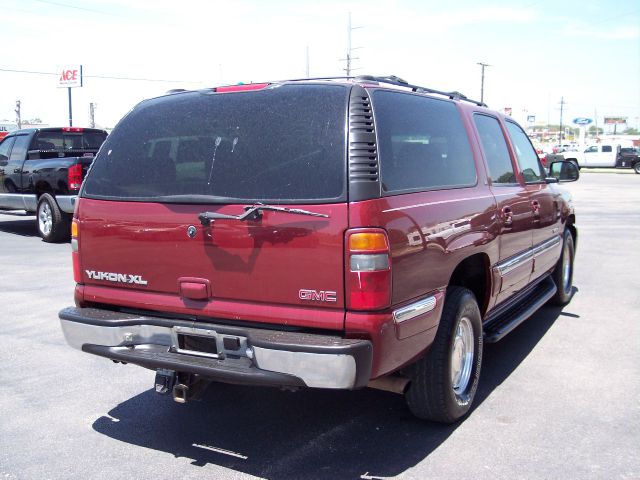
left=199, top=203, right=329, bottom=225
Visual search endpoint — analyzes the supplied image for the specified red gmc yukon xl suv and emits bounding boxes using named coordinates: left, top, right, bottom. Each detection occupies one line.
left=59, top=76, right=579, bottom=422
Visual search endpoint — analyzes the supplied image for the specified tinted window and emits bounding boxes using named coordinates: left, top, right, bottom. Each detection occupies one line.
left=83, top=85, right=347, bottom=203
left=9, top=135, right=31, bottom=161
left=474, top=115, right=516, bottom=184
left=0, top=136, right=16, bottom=164
left=602, top=145, right=612, bottom=153
left=505, top=121, right=544, bottom=182
left=34, top=131, right=107, bottom=150
left=372, top=91, right=476, bottom=193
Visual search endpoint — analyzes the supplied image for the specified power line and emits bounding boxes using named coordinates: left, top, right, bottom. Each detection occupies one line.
left=587, top=7, right=640, bottom=26
left=30, top=0, right=125, bottom=17
left=0, top=68, right=201, bottom=84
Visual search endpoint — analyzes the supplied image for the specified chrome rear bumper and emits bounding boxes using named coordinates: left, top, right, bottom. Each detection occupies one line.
left=59, top=307, right=372, bottom=389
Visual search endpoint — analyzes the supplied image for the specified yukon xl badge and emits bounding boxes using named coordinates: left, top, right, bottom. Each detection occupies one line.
left=298, top=289, right=337, bottom=303
left=86, top=270, right=148, bottom=285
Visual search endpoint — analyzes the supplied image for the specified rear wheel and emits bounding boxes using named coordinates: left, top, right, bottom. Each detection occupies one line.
left=550, top=228, right=575, bottom=305
left=634, top=162, right=640, bottom=174
left=404, top=287, right=483, bottom=423
left=37, top=193, right=71, bottom=242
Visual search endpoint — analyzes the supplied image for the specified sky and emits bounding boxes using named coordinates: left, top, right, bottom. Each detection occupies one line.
left=1, top=0, right=639, bottom=132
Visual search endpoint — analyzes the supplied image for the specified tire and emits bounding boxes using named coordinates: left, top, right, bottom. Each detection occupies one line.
left=634, top=162, right=640, bottom=174
left=550, top=228, right=575, bottom=305
left=36, top=193, right=71, bottom=242
left=404, top=287, right=483, bottom=423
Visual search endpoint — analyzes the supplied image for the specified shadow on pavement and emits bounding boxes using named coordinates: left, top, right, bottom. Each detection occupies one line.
left=92, top=302, right=577, bottom=479
left=0, top=216, right=38, bottom=238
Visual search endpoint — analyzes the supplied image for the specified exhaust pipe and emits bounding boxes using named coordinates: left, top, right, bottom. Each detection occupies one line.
left=368, top=376, right=410, bottom=395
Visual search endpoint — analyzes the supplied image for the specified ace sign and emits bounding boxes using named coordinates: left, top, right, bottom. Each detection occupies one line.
left=57, top=65, right=83, bottom=88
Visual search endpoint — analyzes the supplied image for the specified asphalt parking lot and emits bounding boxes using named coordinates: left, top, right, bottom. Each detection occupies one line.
left=0, top=172, right=638, bottom=480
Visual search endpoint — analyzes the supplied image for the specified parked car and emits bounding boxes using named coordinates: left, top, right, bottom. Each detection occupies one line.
left=58, top=75, right=579, bottom=423
left=548, top=143, right=640, bottom=172
left=0, top=127, right=108, bottom=241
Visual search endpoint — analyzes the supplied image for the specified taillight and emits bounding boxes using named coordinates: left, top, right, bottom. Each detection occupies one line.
left=346, top=229, right=392, bottom=311
left=68, top=163, right=83, bottom=190
left=71, top=219, right=81, bottom=283
left=62, top=127, right=84, bottom=132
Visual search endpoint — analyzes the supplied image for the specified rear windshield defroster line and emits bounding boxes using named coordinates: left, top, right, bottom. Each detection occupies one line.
left=82, top=85, right=349, bottom=204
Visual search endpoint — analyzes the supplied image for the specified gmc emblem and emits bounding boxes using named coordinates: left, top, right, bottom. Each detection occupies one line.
left=298, top=289, right=337, bottom=303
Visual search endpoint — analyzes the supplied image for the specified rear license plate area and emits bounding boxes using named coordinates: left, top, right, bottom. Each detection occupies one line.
left=171, top=326, right=222, bottom=359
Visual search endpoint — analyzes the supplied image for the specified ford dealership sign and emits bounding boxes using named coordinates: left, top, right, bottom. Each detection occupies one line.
left=573, top=117, right=593, bottom=126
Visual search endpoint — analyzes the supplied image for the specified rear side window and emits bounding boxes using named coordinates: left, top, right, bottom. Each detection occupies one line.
left=602, top=145, right=612, bottom=153
left=473, top=114, right=516, bottom=184
left=9, top=135, right=31, bottom=161
left=372, top=91, right=476, bottom=193
left=83, top=85, right=348, bottom=203
left=0, top=136, right=16, bottom=164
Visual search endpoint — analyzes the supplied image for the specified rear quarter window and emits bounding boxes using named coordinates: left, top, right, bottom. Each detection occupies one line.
left=372, top=90, right=477, bottom=194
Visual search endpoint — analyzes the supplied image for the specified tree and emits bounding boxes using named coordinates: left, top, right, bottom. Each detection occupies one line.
left=588, top=126, right=604, bottom=135
left=623, top=127, right=639, bottom=135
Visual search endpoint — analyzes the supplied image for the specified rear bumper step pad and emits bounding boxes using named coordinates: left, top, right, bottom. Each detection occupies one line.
left=84, top=344, right=305, bottom=388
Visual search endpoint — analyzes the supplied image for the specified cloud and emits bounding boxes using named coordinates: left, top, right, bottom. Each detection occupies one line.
left=561, top=21, right=640, bottom=41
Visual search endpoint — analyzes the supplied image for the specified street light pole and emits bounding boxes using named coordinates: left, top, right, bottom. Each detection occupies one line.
left=477, top=62, right=490, bottom=104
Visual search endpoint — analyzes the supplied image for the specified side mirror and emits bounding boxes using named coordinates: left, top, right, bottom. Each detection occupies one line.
left=548, top=160, right=579, bottom=183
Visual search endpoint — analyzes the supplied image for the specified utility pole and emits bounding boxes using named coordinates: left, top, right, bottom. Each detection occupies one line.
left=477, top=62, right=490, bottom=104
left=342, top=12, right=362, bottom=76
left=15, top=100, right=22, bottom=128
left=558, top=97, right=566, bottom=145
left=67, top=88, right=73, bottom=127
left=89, top=102, right=96, bottom=128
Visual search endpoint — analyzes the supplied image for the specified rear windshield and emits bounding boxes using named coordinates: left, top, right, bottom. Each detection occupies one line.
left=82, top=85, right=348, bottom=203
left=34, top=130, right=107, bottom=151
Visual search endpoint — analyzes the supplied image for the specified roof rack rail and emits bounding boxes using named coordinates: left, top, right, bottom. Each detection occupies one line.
left=353, top=75, right=487, bottom=107
left=202, top=76, right=487, bottom=107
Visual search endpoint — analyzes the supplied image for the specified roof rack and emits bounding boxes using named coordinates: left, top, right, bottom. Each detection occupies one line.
left=279, top=75, right=487, bottom=107
left=193, top=75, right=487, bottom=107
left=354, top=75, right=487, bottom=107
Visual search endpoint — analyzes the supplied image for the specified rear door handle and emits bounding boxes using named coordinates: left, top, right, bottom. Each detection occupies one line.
left=531, top=200, right=540, bottom=219
left=502, top=206, right=513, bottom=227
